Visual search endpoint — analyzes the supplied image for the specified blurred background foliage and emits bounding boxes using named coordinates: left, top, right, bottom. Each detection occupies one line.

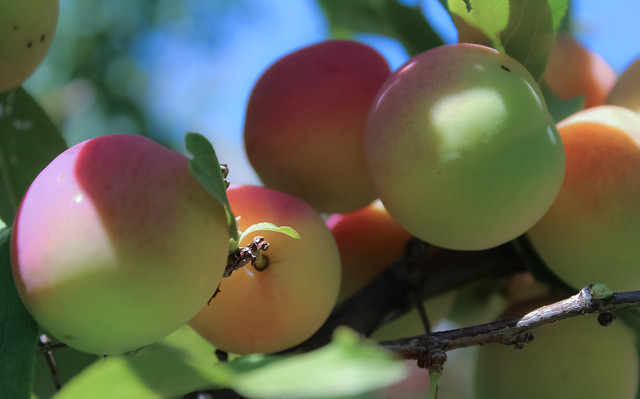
left=23, top=0, right=640, bottom=187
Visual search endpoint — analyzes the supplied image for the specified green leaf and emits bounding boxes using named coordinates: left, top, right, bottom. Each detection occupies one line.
left=540, top=81, right=585, bottom=123
left=184, top=132, right=238, bottom=242
left=0, top=219, right=5, bottom=229
left=547, top=0, right=569, bottom=33
left=318, top=0, right=443, bottom=56
left=381, top=0, right=445, bottom=56
left=0, top=87, right=67, bottom=225
left=238, top=222, right=301, bottom=245
left=500, top=0, right=555, bottom=82
left=0, top=227, right=39, bottom=399
left=448, top=0, right=509, bottom=52
left=230, top=327, right=407, bottom=398
left=53, top=326, right=232, bottom=399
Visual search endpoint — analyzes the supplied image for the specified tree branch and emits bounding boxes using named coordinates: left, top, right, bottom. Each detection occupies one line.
left=380, top=285, right=640, bottom=372
left=293, top=238, right=527, bottom=351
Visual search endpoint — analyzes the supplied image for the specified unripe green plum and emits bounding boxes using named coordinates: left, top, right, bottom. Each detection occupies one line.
left=244, top=40, right=391, bottom=214
left=528, top=105, right=640, bottom=291
left=11, top=134, right=229, bottom=355
left=606, top=56, right=640, bottom=113
left=190, top=185, right=341, bottom=355
left=0, top=0, right=59, bottom=92
left=365, top=43, right=565, bottom=250
left=475, top=298, right=638, bottom=399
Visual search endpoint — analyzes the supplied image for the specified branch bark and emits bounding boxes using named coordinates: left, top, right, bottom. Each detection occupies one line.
left=381, top=285, right=640, bottom=372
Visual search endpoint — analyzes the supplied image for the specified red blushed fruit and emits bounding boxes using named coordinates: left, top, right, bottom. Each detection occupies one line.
left=189, top=185, right=341, bottom=355
left=544, top=35, right=616, bottom=109
left=327, top=200, right=412, bottom=302
left=244, top=40, right=391, bottom=214
left=11, top=134, right=229, bottom=355
left=527, top=105, right=640, bottom=292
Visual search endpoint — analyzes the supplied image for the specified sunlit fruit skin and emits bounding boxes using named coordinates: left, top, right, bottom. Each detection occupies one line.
left=544, top=34, right=616, bottom=109
left=327, top=199, right=412, bottom=302
left=606, top=56, right=640, bottom=112
left=11, top=134, right=229, bottom=355
left=365, top=43, right=565, bottom=250
left=0, top=0, right=59, bottom=92
left=528, top=105, right=640, bottom=292
left=244, top=40, right=391, bottom=214
left=474, top=299, right=638, bottom=399
left=189, top=185, right=341, bottom=355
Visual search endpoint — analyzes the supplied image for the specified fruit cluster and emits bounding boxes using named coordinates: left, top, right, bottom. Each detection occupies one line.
left=6, top=17, right=640, bottom=398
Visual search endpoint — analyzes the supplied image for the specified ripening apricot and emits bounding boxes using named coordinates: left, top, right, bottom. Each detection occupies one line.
left=0, top=0, right=59, bottom=92
left=528, top=105, right=640, bottom=292
left=11, top=134, right=229, bottom=354
left=244, top=40, right=391, bottom=214
left=606, top=56, right=640, bottom=112
left=189, top=185, right=341, bottom=355
left=544, top=34, right=616, bottom=109
left=475, top=298, right=638, bottom=399
left=327, top=200, right=412, bottom=302
left=365, top=43, right=565, bottom=250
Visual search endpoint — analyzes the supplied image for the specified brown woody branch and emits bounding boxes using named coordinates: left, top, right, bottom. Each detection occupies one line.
left=380, top=285, right=640, bottom=373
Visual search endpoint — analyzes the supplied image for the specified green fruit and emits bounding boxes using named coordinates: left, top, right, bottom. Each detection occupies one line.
left=475, top=312, right=638, bottom=399
left=0, top=0, right=59, bottom=92
left=365, top=43, right=565, bottom=250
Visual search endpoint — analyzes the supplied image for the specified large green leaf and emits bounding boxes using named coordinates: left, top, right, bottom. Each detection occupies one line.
left=185, top=132, right=238, bottom=243
left=0, top=227, right=39, bottom=399
left=448, top=0, right=509, bottom=51
left=0, top=88, right=67, bottom=225
left=318, top=0, right=443, bottom=56
left=53, top=326, right=232, bottom=399
left=447, top=0, right=569, bottom=82
left=55, top=326, right=406, bottom=399
left=230, top=328, right=407, bottom=398
left=501, top=0, right=555, bottom=82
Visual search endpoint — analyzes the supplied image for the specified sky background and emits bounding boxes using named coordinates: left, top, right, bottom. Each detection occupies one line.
left=26, top=0, right=640, bottom=187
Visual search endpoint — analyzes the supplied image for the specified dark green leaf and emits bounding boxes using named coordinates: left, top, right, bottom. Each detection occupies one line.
left=500, top=0, right=555, bottom=82
left=318, top=0, right=443, bottom=56
left=541, top=81, right=585, bottom=123
left=185, top=132, right=238, bottom=242
left=0, top=227, right=39, bottom=399
left=382, top=0, right=445, bottom=56
left=0, top=87, right=67, bottom=225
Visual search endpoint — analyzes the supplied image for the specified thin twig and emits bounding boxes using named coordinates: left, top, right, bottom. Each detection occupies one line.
left=381, top=285, right=640, bottom=369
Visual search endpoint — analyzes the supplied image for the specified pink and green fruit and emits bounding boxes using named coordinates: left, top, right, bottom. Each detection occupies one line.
left=11, top=134, right=229, bottom=355
left=0, top=0, right=59, bottom=92
left=244, top=40, right=391, bottom=214
left=528, top=105, right=640, bottom=292
left=327, top=199, right=412, bottom=302
left=189, top=185, right=341, bottom=355
left=606, top=56, right=640, bottom=113
left=365, top=43, right=565, bottom=250
left=475, top=298, right=638, bottom=399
